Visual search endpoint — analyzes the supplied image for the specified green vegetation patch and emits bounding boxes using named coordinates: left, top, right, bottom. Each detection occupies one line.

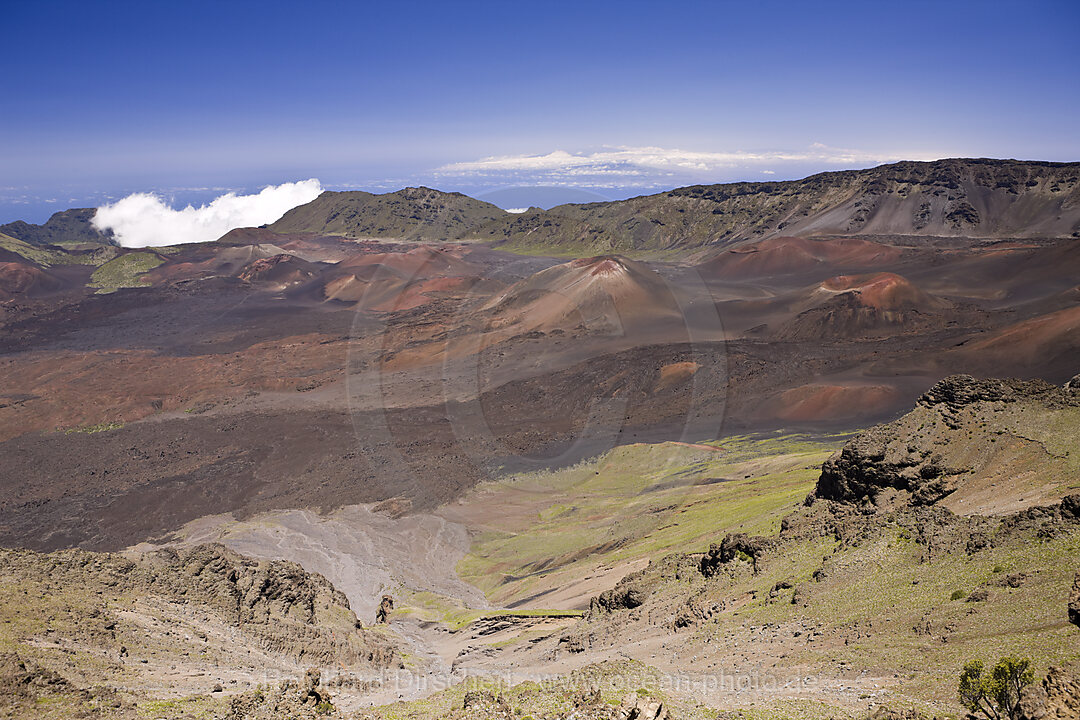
left=63, top=421, right=124, bottom=434
left=0, top=232, right=107, bottom=267
left=457, top=432, right=846, bottom=607
left=88, top=252, right=164, bottom=293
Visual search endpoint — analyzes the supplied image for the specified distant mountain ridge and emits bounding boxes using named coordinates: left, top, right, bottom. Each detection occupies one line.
left=252, top=159, right=1080, bottom=258
left=471, top=158, right=1080, bottom=256
left=268, top=186, right=507, bottom=241
left=0, top=208, right=113, bottom=247
left=4, top=159, right=1078, bottom=258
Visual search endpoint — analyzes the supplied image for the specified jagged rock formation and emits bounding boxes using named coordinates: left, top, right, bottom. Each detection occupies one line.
left=0, top=651, right=135, bottom=718
left=1017, top=664, right=1080, bottom=720
left=592, top=568, right=655, bottom=614
left=461, top=688, right=513, bottom=716
left=376, top=594, right=394, bottom=624
left=812, top=375, right=1080, bottom=512
left=149, top=544, right=340, bottom=619
left=268, top=187, right=507, bottom=240
left=224, top=669, right=333, bottom=720
left=699, top=533, right=774, bottom=575
left=0, top=543, right=400, bottom=674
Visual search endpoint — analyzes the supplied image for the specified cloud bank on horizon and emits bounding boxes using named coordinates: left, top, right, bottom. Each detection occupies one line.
left=436, top=144, right=944, bottom=189
left=92, top=180, right=323, bottom=248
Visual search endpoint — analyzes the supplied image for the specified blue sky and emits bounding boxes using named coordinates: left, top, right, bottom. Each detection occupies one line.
left=2, top=0, right=1078, bottom=222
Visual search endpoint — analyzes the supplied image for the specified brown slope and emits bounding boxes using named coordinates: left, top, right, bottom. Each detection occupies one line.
left=754, top=383, right=903, bottom=424
left=481, top=255, right=682, bottom=335
left=947, top=305, right=1080, bottom=378
left=314, top=245, right=487, bottom=308
left=142, top=243, right=289, bottom=284
left=334, top=244, right=480, bottom=278
left=905, top=238, right=1080, bottom=305
left=0, top=261, right=64, bottom=300
left=697, top=236, right=905, bottom=280
left=216, top=227, right=364, bottom=262
left=236, top=253, right=321, bottom=287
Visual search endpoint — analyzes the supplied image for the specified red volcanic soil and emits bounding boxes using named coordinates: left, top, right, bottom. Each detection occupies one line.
left=573, top=256, right=625, bottom=276
left=819, top=272, right=947, bottom=311
left=1, top=229, right=1078, bottom=553
left=0, top=326, right=362, bottom=443
left=757, top=383, right=902, bottom=424
left=368, top=275, right=475, bottom=312
left=482, top=255, right=681, bottom=334
left=336, top=245, right=478, bottom=278
left=313, top=245, right=487, bottom=309
left=774, top=272, right=950, bottom=341
left=698, top=236, right=904, bottom=280
left=144, top=244, right=288, bottom=284
left=236, top=253, right=320, bottom=286
left=0, top=262, right=63, bottom=300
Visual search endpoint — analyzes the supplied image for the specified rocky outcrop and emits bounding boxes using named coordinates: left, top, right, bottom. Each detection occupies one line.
left=865, top=709, right=932, bottom=720
left=0, top=652, right=71, bottom=700
left=376, top=594, right=394, bottom=624
left=461, top=689, right=512, bottom=715
left=225, top=670, right=334, bottom=720
left=618, top=693, right=668, bottom=720
left=812, top=374, right=1080, bottom=509
left=918, top=374, right=1022, bottom=410
left=700, top=533, right=775, bottom=575
left=593, top=569, right=653, bottom=613
left=141, top=544, right=350, bottom=626
left=1017, top=664, right=1080, bottom=720
left=0, top=544, right=400, bottom=671
left=814, top=426, right=960, bottom=506
left=0, top=651, right=134, bottom=718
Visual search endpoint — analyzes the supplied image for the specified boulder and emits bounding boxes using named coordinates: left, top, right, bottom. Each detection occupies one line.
left=376, top=594, right=394, bottom=624
left=700, top=533, right=775, bottom=575
left=1062, top=494, right=1080, bottom=521
left=619, top=693, right=668, bottom=720
left=1016, top=664, right=1080, bottom=720
left=594, top=570, right=651, bottom=612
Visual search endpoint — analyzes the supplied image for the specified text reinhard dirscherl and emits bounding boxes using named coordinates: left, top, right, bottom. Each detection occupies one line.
left=278, top=667, right=828, bottom=698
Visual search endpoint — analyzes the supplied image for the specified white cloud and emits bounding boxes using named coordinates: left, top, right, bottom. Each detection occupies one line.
left=93, top=179, right=323, bottom=248
left=435, top=144, right=944, bottom=188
